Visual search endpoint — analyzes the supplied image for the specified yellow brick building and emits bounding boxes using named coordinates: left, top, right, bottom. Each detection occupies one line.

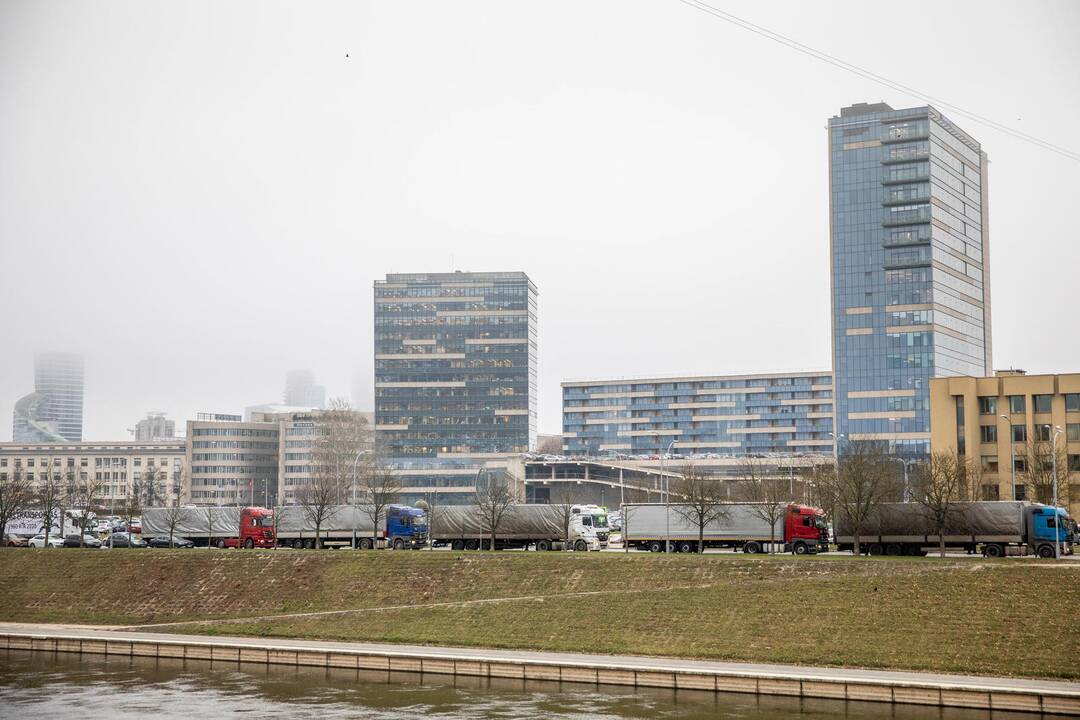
left=930, top=371, right=1080, bottom=516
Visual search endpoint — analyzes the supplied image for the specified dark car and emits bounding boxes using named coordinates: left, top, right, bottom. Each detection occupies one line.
left=146, top=535, right=194, bottom=549
left=63, top=534, right=102, bottom=548
left=102, top=532, right=146, bottom=548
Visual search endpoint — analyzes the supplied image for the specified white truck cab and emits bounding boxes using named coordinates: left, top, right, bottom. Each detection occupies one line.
left=570, top=504, right=610, bottom=550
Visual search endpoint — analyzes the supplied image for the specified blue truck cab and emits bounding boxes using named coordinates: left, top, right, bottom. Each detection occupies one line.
left=386, top=504, right=428, bottom=549
left=1026, top=505, right=1075, bottom=558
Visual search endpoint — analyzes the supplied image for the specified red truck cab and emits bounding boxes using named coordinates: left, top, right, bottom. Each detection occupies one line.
left=235, top=506, right=275, bottom=549
left=786, top=504, right=829, bottom=554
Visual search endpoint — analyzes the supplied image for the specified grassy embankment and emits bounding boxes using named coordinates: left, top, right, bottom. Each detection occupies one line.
left=1, top=548, right=1077, bottom=679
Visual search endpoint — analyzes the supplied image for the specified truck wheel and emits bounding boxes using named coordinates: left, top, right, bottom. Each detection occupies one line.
left=292, top=539, right=303, bottom=549
left=793, top=542, right=808, bottom=555
left=885, top=543, right=902, bottom=557
left=867, top=543, right=884, bottom=556
left=244, top=538, right=254, bottom=549
left=574, top=539, right=588, bottom=552
left=648, top=540, right=664, bottom=553
left=358, top=538, right=372, bottom=550
left=983, top=544, right=1004, bottom=558
left=215, top=539, right=226, bottom=549
left=465, top=540, right=479, bottom=551
left=677, top=541, right=694, bottom=554
left=1038, top=544, right=1055, bottom=558
left=535, top=540, right=550, bottom=552
left=304, top=538, right=315, bottom=550
left=744, top=541, right=761, bottom=554
left=451, top=540, right=465, bottom=551
left=393, top=538, right=405, bottom=550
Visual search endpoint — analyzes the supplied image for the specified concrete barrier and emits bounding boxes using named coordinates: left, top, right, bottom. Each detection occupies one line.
left=1, top=629, right=1077, bottom=716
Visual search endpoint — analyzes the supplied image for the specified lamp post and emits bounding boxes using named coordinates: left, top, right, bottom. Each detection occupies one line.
left=887, top=457, right=915, bottom=502
left=659, top=438, right=677, bottom=553
left=349, top=449, right=369, bottom=549
left=1047, top=424, right=1063, bottom=559
left=1000, top=414, right=1016, bottom=501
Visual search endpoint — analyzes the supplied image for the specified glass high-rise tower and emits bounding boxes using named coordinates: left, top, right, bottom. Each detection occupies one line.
left=829, top=103, right=991, bottom=457
left=12, top=352, right=85, bottom=442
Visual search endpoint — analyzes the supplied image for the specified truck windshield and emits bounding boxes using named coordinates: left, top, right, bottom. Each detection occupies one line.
left=814, top=517, right=828, bottom=530
left=593, top=515, right=608, bottom=528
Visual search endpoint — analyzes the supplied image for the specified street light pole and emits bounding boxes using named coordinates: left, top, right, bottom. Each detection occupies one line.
left=1000, top=414, right=1016, bottom=501
left=660, top=438, right=676, bottom=553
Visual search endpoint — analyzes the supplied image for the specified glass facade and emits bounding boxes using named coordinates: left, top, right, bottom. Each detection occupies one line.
left=12, top=353, right=85, bottom=443
left=562, top=372, right=834, bottom=456
left=830, top=103, right=991, bottom=457
left=374, top=272, right=537, bottom=502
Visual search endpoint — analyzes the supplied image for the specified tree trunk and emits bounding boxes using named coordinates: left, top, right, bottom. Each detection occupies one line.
left=939, top=533, right=946, bottom=559
left=699, top=524, right=704, bottom=553
left=769, top=527, right=775, bottom=554
left=853, top=534, right=861, bottom=556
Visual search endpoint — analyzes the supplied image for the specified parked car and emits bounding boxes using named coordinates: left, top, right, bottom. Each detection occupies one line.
left=102, top=532, right=146, bottom=548
left=146, top=535, right=194, bottom=549
left=4, top=533, right=28, bottom=547
left=28, top=534, right=65, bottom=548
left=63, top=533, right=103, bottom=548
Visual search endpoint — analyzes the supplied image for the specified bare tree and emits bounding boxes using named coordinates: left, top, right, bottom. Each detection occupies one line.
left=295, top=480, right=339, bottom=549
left=357, top=460, right=401, bottom=548
left=65, top=465, right=106, bottom=547
left=35, top=465, right=64, bottom=546
left=670, top=464, right=728, bottom=553
left=1016, top=437, right=1069, bottom=506
left=737, top=457, right=791, bottom=553
left=0, top=466, right=32, bottom=543
left=307, top=398, right=371, bottom=548
left=833, top=440, right=900, bottom=555
left=550, top=482, right=583, bottom=551
left=473, top=470, right=517, bottom=550
left=160, top=468, right=187, bottom=548
left=911, top=452, right=972, bottom=558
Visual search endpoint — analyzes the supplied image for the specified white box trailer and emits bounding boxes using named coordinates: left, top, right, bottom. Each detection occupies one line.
left=622, top=502, right=827, bottom=553
left=429, top=504, right=604, bottom=551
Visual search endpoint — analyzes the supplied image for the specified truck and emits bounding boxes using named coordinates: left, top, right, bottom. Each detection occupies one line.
left=141, top=506, right=275, bottom=548
left=834, top=501, right=1076, bottom=558
left=622, top=502, right=829, bottom=554
left=273, top=504, right=427, bottom=549
left=429, top=503, right=606, bottom=551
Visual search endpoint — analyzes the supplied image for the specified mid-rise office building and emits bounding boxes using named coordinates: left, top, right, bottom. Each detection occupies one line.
left=185, top=414, right=279, bottom=506
left=562, top=371, right=834, bottom=456
left=0, top=440, right=186, bottom=510
left=930, top=371, right=1080, bottom=515
left=374, top=271, right=538, bottom=503
left=12, top=352, right=85, bottom=442
left=133, top=412, right=175, bottom=441
left=829, top=102, right=992, bottom=456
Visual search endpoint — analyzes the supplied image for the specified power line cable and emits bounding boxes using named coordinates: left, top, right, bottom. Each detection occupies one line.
left=675, top=0, right=1080, bottom=162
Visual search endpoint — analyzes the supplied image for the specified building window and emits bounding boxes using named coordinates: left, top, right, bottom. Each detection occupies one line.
left=1014, top=457, right=1028, bottom=473
left=981, top=484, right=1000, bottom=501
left=1034, top=424, right=1051, bottom=442
left=1012, top=424, right=1027, bottom=443
left=977, top=397, right=997, bottom=415
left=979, top=425, right=997, bottom=443
left=1069, top=455, right=1080, bottom=472
left=1033, top=395, right=1052, bottom=413
left=1009, top=396, right=1025, bottom=414
left=1068, top=424, right=1080, bottom=442
left=981, top=455, right=998, bottom=472
left=1014, top=484, right=1027, bottom=501
left=1066, top=394, right=1080, bottom=412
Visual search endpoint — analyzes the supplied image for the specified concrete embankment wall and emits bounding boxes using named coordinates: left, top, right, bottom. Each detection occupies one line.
left=2, top=629, right=1077, bottom=715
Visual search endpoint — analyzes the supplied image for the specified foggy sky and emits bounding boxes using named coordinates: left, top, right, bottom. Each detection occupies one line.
left=2, top=0, right=1078, bottom=441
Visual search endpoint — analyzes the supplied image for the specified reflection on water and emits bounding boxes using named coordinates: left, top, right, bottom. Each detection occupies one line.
left=0, top=650, right=1043, bottom=719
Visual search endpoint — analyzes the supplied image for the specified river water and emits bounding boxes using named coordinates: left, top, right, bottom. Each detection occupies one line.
left=0, top=650, right=1044, bottom=719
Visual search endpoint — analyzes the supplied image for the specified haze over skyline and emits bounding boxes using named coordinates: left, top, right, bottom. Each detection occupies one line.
left=2, top=0, right=1078, bottom=441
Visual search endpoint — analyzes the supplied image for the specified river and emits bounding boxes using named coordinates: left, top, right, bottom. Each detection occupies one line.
left=0, top=650, right=1046, bottom=719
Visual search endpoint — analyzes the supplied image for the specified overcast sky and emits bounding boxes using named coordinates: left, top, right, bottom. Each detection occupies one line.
left=1, top=0, right=1078, bottom=441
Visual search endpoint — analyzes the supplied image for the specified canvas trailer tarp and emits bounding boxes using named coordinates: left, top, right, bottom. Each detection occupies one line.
left=622, top=503, right=784, bottom=541
left=430, top=504, right=566, bottom=540
left=833, top=501, right=1026, bottom=544
left=142, top=507, right=242, bottom=538
left=273, top=504, right=377, bottom=537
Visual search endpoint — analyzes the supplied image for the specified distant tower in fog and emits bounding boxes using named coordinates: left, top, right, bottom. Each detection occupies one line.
left=284, top=369, right=326, bottom=410
left=12, top=352, right=85, bottom=442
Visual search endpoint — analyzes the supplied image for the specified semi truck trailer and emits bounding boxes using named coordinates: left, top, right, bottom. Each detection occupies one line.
left=273, top=503, right=426, bottom=549
left=622, top=502, right=829, bottom=554
left=429, top=503, right=606, bottom=551
left=834, top=501, right=1075, bottom=558
left=141, top=506, right=274, bottom=548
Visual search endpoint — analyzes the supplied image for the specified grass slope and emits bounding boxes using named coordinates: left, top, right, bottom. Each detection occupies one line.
left=1, top=548, right=1076, bottom=679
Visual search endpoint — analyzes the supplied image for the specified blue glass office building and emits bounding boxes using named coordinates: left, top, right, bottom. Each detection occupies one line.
left=829, top=103, right=992, bottom=456
left=562, top=372, right=834, bottom=456
left=374, top=272, right=538, bottom=502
